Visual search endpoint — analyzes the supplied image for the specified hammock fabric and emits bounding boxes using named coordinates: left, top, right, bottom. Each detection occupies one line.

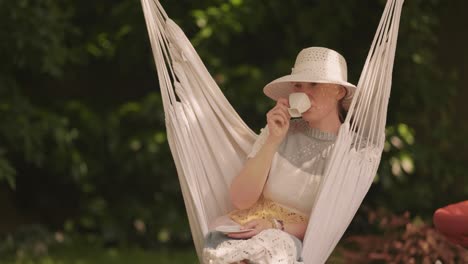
left=140, top=0, right=404, bottom=263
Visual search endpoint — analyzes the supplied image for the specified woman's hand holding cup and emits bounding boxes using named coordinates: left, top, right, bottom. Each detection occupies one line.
left=266, top=98, right=291, bottom=147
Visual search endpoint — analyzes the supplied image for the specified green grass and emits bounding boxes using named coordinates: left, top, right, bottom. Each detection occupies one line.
left=0, top=236, right=347, bottom=264
left=1, top=245, right=349, bottom=264
left=0, top=245, right=198, bottom=264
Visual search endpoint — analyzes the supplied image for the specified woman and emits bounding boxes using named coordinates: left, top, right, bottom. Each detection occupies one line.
left=203, top=47, right=356, bottom=264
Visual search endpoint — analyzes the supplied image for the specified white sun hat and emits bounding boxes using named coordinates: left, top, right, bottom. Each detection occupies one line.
left=263, top=47, right=357, bottom=110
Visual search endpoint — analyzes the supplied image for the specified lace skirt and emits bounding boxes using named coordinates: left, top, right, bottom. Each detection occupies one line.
left=203, top=229, right=303, bottom=264
left=203, top=196, right=308, bottom=263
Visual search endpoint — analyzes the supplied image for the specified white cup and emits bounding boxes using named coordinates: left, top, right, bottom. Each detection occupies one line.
left=288, top=92, right=311, bottom=118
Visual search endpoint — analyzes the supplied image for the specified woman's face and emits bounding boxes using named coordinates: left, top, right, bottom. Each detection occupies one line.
left=291, top=82, right=345, bottom=123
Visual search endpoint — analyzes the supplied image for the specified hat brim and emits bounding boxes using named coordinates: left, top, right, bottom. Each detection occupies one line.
left=263, top=73, right=357, bottom=110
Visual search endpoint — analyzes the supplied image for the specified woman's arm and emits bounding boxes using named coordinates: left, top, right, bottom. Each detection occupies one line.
left=226, top=218, right=309, bottom=241
left=230, top=98, right=291, bottom=210
left=229, top=140, right=278, bottom=210
left=283, top=221, right=308, bottom=241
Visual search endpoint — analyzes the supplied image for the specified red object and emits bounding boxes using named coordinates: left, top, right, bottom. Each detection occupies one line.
left=433, top=200, right=468, bottom=248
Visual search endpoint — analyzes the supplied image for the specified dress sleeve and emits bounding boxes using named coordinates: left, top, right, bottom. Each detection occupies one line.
left=247, top=125, right=269, bottom=158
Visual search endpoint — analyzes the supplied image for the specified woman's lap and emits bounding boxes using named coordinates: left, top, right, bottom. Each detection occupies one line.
left=203, top=230, right=303, bottom=261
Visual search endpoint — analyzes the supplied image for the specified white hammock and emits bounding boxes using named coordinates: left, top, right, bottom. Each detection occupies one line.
left=140, top=0, right=404, bottom=263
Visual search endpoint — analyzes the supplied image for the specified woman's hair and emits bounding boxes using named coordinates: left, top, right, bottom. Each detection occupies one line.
left=338, top=86, right=348, bottom=123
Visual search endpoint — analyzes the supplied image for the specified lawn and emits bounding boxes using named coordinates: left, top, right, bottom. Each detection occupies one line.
left=0, top=245, right=198, bottom=264
left=0, top=240, right=346, bottom=264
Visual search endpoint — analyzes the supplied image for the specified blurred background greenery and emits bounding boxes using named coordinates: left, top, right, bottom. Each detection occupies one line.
left=0, top=0, right=467, bottom=263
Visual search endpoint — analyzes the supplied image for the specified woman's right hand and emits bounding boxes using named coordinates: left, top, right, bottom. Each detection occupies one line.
left=266, top=98, right=291, bottom=147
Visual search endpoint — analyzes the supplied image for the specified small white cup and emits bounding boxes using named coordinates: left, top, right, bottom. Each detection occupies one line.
left=288, top=92, right=311, bottom=118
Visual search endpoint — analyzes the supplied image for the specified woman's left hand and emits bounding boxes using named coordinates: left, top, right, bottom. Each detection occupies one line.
left=226, top=219, right=273, bottom=239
